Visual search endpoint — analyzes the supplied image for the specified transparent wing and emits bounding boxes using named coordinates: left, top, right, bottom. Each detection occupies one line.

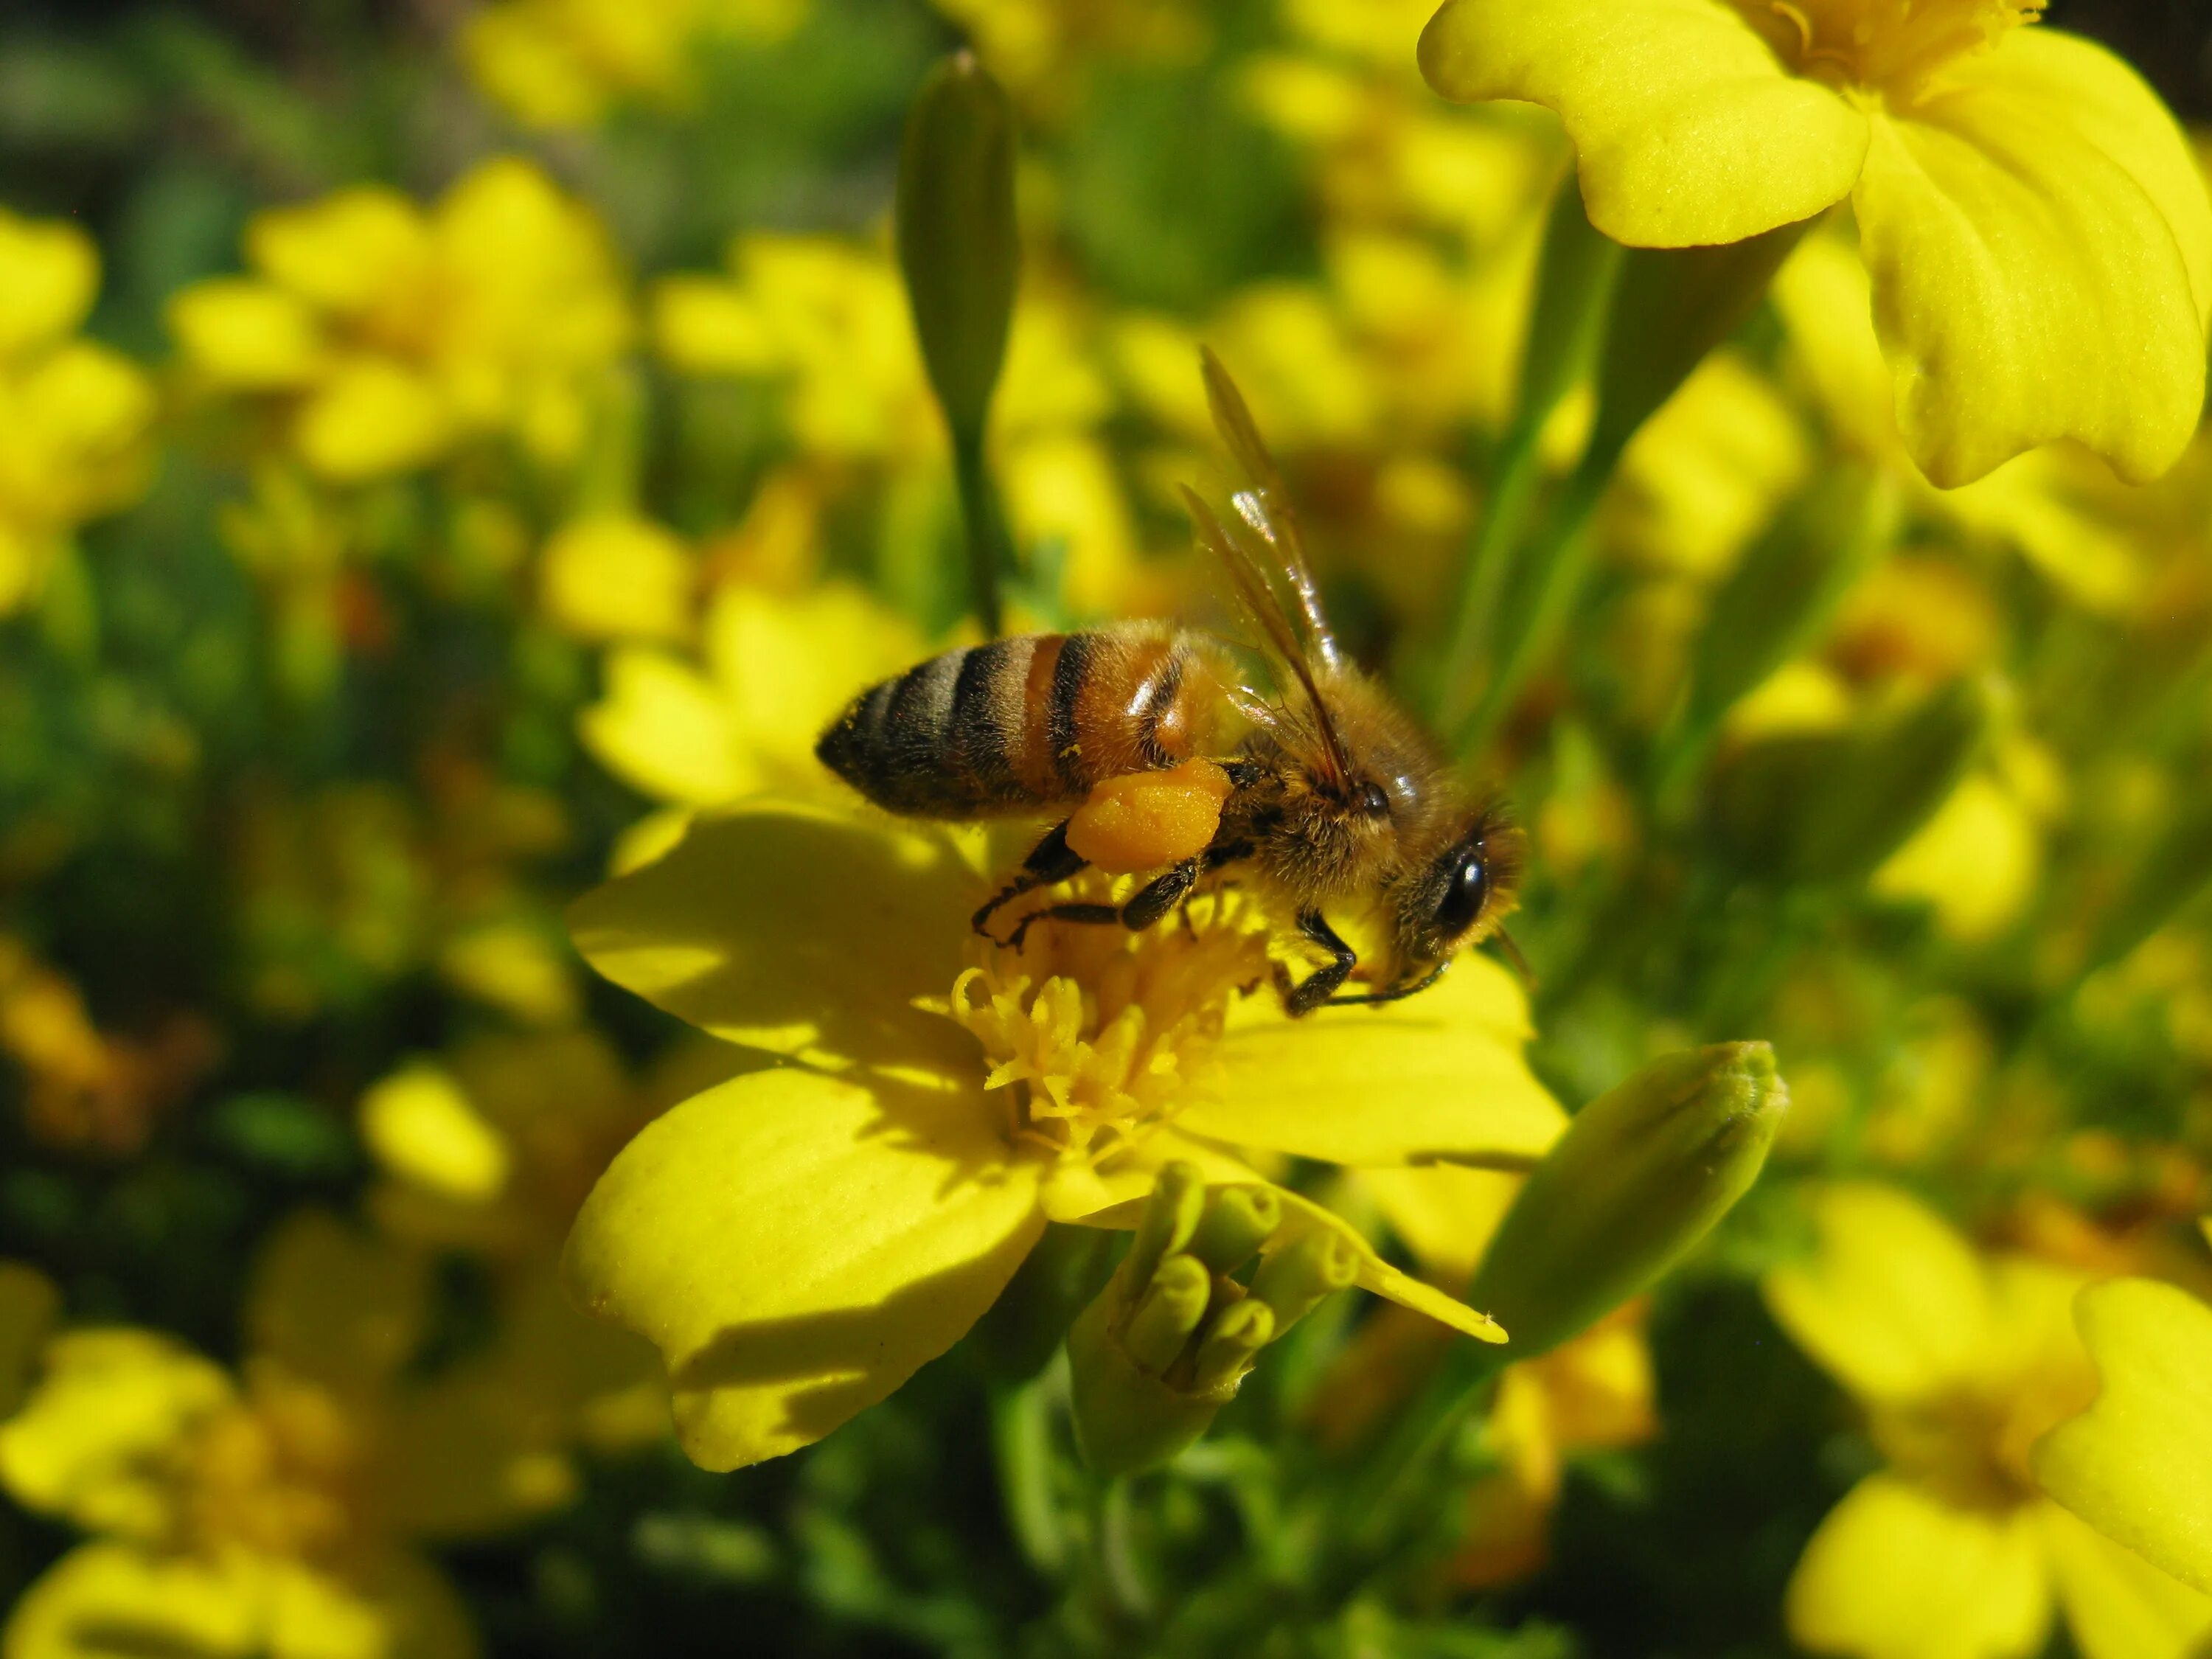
left=1180, top=484, right=1352, bottom=789
left=1200, top=346, right=1343, bottom=672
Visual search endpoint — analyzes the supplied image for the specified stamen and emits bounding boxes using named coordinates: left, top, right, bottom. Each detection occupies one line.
left=917, top=874, right=1273, bottom=1171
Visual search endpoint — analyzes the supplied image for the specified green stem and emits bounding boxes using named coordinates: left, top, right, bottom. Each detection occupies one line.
left=990, top=1371, right=1068, bottom=1576
left=1093, top=1475, right=1154, bottom=1619
left=1450, top=445, right=1618, bottom=757
left=952, top=423, right=1008, bottom=637
left=1341, top=1342, right=1508, bottom=1554
left=1431, top=416, right=1549, bottom=731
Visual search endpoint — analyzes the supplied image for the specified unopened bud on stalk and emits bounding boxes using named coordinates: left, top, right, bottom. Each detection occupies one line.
left=1469, top=1043, right=1787, bottom=1359
left=1792, top=679, right=1986, bottom=884
left=1068, top=1166, right=1352, bottom=1476
left=896, top=51, right=1018, bottom=443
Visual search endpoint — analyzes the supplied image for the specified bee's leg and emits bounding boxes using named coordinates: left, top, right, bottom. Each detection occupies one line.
left=1328, top=960, right=1450, bottom=1006
left=1279, top=910, right=1357, bottom=1017
left=1004, top=902, right=1121, bottom=952
left=973, top=821, right=1088, bottom=939
left=1120, top=858, right=1202, bottom=932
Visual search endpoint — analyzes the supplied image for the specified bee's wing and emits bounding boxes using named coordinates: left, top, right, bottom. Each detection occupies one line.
left=1180, top=484, right=1353, bottom=790
left=1200, top=347, right=1343, bottom=672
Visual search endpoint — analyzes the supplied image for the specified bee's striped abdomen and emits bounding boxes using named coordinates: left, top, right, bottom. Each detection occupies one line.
left=816, top=626, right=1221, bottom=820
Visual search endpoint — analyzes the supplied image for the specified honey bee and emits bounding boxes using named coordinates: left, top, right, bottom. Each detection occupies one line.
left=816, top=349, right=1522, bottom=1015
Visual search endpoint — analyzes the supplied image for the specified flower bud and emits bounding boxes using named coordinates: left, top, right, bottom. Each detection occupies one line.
left=1468, top=1043, right=1787, bottom=1359
left=1067, top=1168, right=1348, bottom=1475
left=1792, top=678, right=1987, bottom=885
left=895, top=51, right=1018, bottom=444
left=2084, top=787, right=2212, bottom=971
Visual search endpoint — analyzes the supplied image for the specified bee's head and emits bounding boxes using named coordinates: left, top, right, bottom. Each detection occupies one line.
left=1389, top=808, right=1523, bottom=981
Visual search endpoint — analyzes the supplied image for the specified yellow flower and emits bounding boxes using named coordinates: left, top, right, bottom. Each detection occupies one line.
left=0, top=1260, right=58, bottom=1420
left=536, top=512, right=696, bottom=644
left=461, top=0, right=810, bottom=129
left=169, top=158, right=632, bottom=483
left=0, top=1214, right=579, bottom=1659
left=1764, top=1183, right=2212, bottom=1659
left=1419, top=0, right=2212, bottom=486
left=652, top=234, right=1144, bottom=612
left=561, top=797, right=1565, bottom=1470
left=2032, top=1270, right=2212, bottom=1598
left=0, top=209, right=157, bottom=616
left=580, top=579, right=925, bottom=857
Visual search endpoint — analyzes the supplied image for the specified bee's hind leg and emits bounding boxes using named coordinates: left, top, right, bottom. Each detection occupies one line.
left=1277, top=910, right=1356, bottom=1017
left=974, top=821, right=1088, bottom=939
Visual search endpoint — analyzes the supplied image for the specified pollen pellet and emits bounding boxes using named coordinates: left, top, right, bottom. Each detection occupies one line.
left=1064, top=759, right=1232, bottom=874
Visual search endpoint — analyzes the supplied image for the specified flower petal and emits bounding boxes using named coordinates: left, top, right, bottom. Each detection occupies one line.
left=2041, top=1500, right=2212, bottom=1659
left=563, top=1065, right=1044, bottom=1470
left=1183, top=955, right=1564, bottom=1168
left=1417, top=0, right=1865, bottom=248
left=580, top=650, right=756, bottom=810
left=1856, top=30, right=2211, bottom=486
left=0, top=1329, right=232, bottom=1540
left=567, top=799, right=982, bottom=1070
left=1786, top=1475, right=2051, bottom=1659
left=1267, top=1185, right=1506, bottom=1343
left=2031, top=1278, right=2212, bottom=1596
left=1357, top=1164, right=1524, bottom=1282
left=1762, top=1182, right=1992, bottom=1401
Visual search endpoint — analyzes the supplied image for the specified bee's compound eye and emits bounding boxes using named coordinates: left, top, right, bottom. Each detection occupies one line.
left=1357, top=782, right=1391, bottom=817
left=1434, top=847, right=1488, bottom=936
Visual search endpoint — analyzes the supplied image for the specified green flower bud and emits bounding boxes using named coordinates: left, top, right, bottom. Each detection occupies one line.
left=896, top=51, right=1018, bottom=443
left=1185, top=1185, right=1280, bottom=1275
left=2085, top=785, right=2212, bottom=971
left=1468, top=1042, right=1787, bottom=1359
left=1065, top=1169, right=1352, bottom=1475
left=1791, top=678, right=1987, bottom=884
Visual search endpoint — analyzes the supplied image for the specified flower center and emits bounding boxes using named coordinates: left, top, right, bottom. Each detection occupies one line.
left=176, top=1361, right=362, bottom=1560
left=920, top=877, right=1273, bottom=1170
left=1869, top=1360, right=2097, bottom=1511
left=1743, top=0, right=2042, bottom=96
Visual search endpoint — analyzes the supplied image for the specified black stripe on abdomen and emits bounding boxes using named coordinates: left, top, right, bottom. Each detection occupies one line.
left=1048, top=633, right=1094, bottom=790
left=947, top=640, right=1025, bottom=807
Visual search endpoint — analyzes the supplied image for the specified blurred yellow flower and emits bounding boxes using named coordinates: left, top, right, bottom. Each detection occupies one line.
left=169, top=158, right=632, bottom=483
left=0, top=209, right=157, bottom=616
left=536, top=512, right=696, bottom=644
left=653, top=233, right=1146, bottom=612
left=1764, top=1183, right=2212, bottom=1659
left=2033, top=1273, right=2212, bottom=1597
left=581, top=579, right=925, bottom=850
left=561, top=797, right=1565, bottom=1469
left=1421, top=0, right=2212, bottom=487
left=462, top=0, right=809, bottom=129
left=0, top=1261, right=59, bottom=1420
left=0, top=1214, right=579, bottom=1659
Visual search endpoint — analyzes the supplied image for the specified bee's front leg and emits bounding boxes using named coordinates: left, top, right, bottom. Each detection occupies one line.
left=1278, top=909, right=1356, bottom=1016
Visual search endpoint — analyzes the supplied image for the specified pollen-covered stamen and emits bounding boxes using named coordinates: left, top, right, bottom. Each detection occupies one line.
left=1755, top=0, right=2043, bottom=94
left=918, top=876, right=1273, bottom=1168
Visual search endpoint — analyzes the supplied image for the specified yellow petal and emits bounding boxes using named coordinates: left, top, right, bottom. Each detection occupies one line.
left=1272, top=1185, right=1508, bottom=1341
left=700, top=581, right=924, bottom=777
left=0, top=212, right=98, bottom=356
left=167, top=279, right=326, bottom=390
left=2032, top=1278, right=2212, bottom=1596
left=1787, top=1474, right=2051, bottom=1659
left=293, top=358, right=453, bottom=481
left=538, top=514, right=695, bottom=644
left=1871, top=772, right=2041, bottom=943
left=360, top=1062, right=513, bottom=1204
left=0, top=1329, right=232, bottom=1538
left=563, top=1065, right=1044, bottom=1469
left=247, top=187, right=432, bottom=319
left=1358, top=1164, right=1524, bottom=1282
left=246, top=1210, right=429, bottom=1391
left=369, top=1363, right=578, bottom=1542
left=1184, top=955, right=1564, bottom=1168
left=1855, top=31, right=2211, bottom=486
left=2, top=1542, right=480, bottom=1659
left=1416, top=0, right=1866, bottom=248
left=566, top=799, right=981, bottom=1070
left=2041, top=1500, right=2212, bottom=1659
left=1762, top=1182, right=1991, bottom=1401
left=652, top=276, right=776, bottom=374
left=579, top=650, right=754, bottom=809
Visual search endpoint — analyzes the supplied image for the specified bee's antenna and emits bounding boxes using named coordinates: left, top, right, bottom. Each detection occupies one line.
left=1489, top=927, right=1535, bottom=989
